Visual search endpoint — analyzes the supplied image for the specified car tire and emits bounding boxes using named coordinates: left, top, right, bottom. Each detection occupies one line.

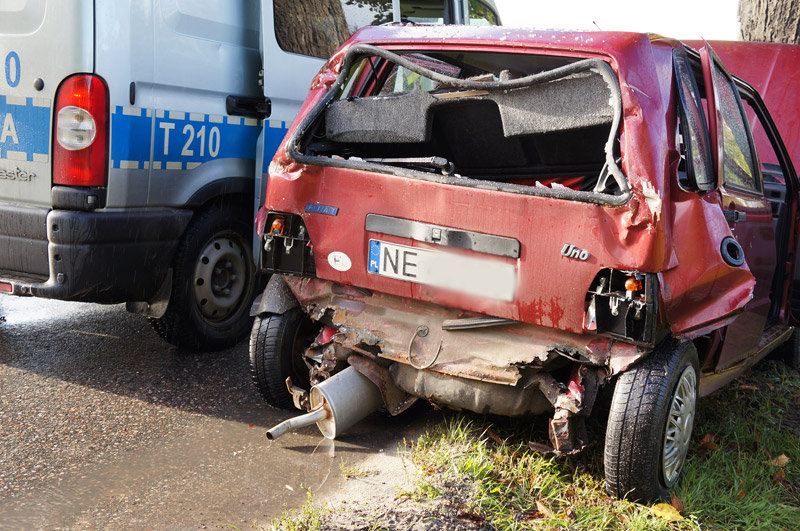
left=249, top=307, right=319, bottom=409
left=604, top=339, right=699, bottom=502
left=149, top=203, right=256, bottom=351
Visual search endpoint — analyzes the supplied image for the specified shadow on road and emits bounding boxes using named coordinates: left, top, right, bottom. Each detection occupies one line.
left=0, top=296, right=432, bottom=440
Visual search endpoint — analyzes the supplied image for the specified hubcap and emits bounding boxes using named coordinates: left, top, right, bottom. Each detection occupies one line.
left=662, top=365, right=697, bottom=486
left=193, top=235, right=247, bottom=322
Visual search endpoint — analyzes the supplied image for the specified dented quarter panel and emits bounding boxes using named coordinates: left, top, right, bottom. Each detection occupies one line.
left=660, top=188, right=756, bottom=336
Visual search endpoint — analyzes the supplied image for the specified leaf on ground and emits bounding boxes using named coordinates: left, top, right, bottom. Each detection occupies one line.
left=697, top=433, right=718, bottom=456
left=737, top=489, right=746, bottom=500
left=486, top=429, right=504, bottom=445
left=528, top=441, right=553, bottom=454
left=734, top=384, right=760, bottom=392
left=650, top=503, right=684, bottom=522
left=670, top=493, right=684, bottom=513
left=536, top=500, right=554, bottom=518
left=768, top=454, right=791, bottom=467
left=773, top=469, right=786, bottom=485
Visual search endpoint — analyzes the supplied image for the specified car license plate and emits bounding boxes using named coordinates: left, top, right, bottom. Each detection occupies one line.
left=367, top=239, right=516, bottom=301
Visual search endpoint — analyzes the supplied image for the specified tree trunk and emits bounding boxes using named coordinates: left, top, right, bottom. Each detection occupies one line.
left=738, top=0, right=800, bottom=44
left=273, top=0, right=351, bottom=59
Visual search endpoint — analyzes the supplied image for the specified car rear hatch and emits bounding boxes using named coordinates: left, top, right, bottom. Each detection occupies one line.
left=261, top=43, right=667, bottom=336
left=0, top=0, right=93, bottom=277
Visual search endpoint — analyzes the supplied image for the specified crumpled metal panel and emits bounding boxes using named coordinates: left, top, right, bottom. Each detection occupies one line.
left=284, top=276, right=647, bottom=385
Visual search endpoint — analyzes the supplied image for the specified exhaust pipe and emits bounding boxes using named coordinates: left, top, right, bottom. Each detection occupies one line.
left=266, top=366, right=383, bottom=440
left=266, top=407, right=329, bottom=440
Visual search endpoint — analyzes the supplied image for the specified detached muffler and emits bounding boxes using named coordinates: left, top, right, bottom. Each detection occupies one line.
left=266, top=366, right=383, bottom=440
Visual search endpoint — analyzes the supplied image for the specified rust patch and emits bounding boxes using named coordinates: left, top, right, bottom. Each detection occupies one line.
left=348, top=355, right=418, bottom=416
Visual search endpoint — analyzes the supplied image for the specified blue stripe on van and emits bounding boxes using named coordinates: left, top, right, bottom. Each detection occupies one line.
left=110, top=106, right=152, bottom=169
left=110, top=107, right=265, bottom=170
left=263, top=120, right=289, bottom=173
left=0, top=95, right=50, bottom=162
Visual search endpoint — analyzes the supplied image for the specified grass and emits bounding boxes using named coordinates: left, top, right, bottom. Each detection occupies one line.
left=269, top=491, right=330, bottom=531
left=270, top=360, right=800, bottom=529
left=402, top=360, right=800, bottom=529
left=339, top=461, right=377, bottom=479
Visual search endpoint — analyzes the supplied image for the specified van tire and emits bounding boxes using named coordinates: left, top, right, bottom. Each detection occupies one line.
left=149, top=204, right=255, bottom=351
left=604, top=339, right=699, bottom=502
left=249, top=308, right=319, bottom=409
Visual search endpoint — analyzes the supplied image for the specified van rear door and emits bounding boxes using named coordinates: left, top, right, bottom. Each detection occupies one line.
left=0, top=0, right=93, bottom=208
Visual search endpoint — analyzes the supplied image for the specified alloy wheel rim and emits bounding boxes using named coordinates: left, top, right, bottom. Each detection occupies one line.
left=193, top=235, right=247, bottom=321
left=662, top=365, right=697, bottom=486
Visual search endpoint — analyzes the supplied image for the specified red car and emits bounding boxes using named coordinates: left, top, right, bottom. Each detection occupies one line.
left=248, top=26, right=800, bottom=501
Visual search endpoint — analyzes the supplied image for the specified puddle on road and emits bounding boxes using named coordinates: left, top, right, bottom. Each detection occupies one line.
left=0, top=406, right=429, bottom=528
left=0, top=297, right=104, bottom=326
left=0, top=295, right=436, bottom=527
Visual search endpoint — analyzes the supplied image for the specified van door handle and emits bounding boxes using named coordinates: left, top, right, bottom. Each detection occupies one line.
left=723, top=209, right=746, bottom=223
left=226, top=95, right=271, bottom=120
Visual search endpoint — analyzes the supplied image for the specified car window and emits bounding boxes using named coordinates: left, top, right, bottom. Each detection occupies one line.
left=739, top=96, right=783, bottom=184
left=377, top=54, right=465, bottom=95
left=401, top=0, right=448, bottom=24
left=469, top=0, right=500, bottom=26
left=673, top=51, right=714, bottom=192
left=710, top=60, right=761, bottom=193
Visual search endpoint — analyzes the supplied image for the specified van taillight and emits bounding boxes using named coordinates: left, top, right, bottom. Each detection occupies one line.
left=52, top=75, right=109, bottom=187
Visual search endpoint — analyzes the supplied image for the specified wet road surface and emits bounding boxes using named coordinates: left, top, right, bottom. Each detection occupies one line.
left=0, top=296, right=431, bottom=528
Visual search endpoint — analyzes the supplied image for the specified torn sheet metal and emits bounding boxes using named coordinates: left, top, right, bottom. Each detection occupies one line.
left=284, top=276, right=640, bottom=385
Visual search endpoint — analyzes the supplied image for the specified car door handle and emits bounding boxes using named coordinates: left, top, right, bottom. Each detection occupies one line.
left=723, top=209, right=746, bottom=223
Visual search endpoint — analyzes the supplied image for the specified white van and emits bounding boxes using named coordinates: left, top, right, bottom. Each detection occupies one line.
left=0, top=0, right=499, bottom=350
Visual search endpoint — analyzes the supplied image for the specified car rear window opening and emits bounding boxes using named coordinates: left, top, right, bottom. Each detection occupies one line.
left=289, top=44, right=629, bottom=204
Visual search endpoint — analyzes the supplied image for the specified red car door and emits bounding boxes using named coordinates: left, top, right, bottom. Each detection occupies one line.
left=700, top=44, right=776, bottom=370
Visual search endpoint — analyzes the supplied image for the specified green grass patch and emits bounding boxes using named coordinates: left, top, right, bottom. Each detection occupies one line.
left=269, top=491, right=330, bottom=531
left=269, top=360, right=800, bottom=529
left=402, top=360, right=800, bottom=529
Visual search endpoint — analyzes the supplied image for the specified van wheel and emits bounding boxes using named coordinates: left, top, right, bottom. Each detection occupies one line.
left=604, top=340, right=699, bottom=502
left=149, top=204, right=255, bottom=351
left=249, top=308, right=319, bottom=409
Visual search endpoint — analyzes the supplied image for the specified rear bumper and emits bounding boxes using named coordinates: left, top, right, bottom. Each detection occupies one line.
left=0, top=204, right=192, bottom=303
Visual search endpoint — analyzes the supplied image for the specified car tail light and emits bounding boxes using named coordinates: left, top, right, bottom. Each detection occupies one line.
left=52, top=75, right=109, bottom=187
left=260, top=211, right=315, bottom=276
left=584, top=269, right=657, bottom=346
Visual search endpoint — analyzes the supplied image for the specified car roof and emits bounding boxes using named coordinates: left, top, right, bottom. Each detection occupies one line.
left=347, top=24, right=678, bottom=60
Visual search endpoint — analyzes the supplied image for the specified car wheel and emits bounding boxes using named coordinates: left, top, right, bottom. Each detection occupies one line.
left=604, top=339, right=699, bottom=501
left=249, top=307, right=320, bottom=409
left=149, top=203, right=256, bottom=351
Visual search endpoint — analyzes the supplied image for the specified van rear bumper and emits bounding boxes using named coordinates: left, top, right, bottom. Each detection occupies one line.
left=0, top=205, right=193, bottom=303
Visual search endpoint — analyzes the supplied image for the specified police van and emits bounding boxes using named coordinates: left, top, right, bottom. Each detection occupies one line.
left=0, top=0, right=499, bottom=350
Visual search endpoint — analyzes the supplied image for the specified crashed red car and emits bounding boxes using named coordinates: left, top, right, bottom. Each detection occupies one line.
left=248, top=26, right=800, bottom=501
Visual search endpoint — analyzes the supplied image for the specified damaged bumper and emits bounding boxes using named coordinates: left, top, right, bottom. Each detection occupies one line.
left=278, top=274, right=649, bottom=454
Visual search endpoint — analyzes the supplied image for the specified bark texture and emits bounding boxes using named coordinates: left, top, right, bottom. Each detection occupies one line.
left=738, top=0, right=800, bottom=44
left=274, top=0, right=350, bottom=59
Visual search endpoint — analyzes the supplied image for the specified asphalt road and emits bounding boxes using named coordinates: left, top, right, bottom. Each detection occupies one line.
left=0, top=296, right=429, bottom=528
